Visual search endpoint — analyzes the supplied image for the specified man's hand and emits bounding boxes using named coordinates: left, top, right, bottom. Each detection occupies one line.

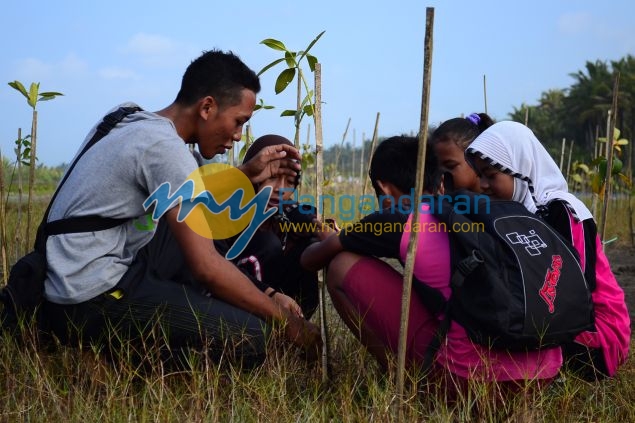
left=284, top=314, right=322, bottom=362
left=238, top=144, right=301, bottom=184
left=272, top=291, right=304, bottom=318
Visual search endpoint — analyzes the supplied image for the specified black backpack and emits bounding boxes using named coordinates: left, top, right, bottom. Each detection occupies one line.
left=0, top=106, right=141, bottom=336
left=417, top=191, right=595, bottom=357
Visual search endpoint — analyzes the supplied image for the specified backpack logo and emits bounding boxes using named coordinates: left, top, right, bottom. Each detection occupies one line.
left=539, top=255, right=563, bottom=313
left=506, top=230, right=547, bottom=256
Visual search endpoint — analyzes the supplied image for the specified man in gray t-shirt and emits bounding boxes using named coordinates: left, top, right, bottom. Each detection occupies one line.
left=42, top=50, right=321, bottom=369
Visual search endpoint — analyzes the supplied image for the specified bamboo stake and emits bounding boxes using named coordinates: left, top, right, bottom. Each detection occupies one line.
left=15, top=128, right=24, bottom=260
left=359, top=131, right=365, bottom=190
left=628, top=139, right=634, bottom=247
left=483, top=74, right=488, bottom=115
left=559, top=138, right=566, bottom=172
left=299, top=123, right=310, bottom=197
left=313, top=63, right=329, bottom=382
left=566, top=140, right=575, bottom=184
left=294, top=68, right=303, bottom=149
left=352, top=129, right=356, bottom=183
left=26, top=110, right=37, bottom=251
left=361, top=113, right=381, bottom=198
left=524, top=106, right=529, bottom=126
left=396, top=7, right=434, bottom=415
left=333, top=118, right=352, bottom=180
left=599, top=72, right=620, bottom=248
left=0, top=147, right=6, bottom=284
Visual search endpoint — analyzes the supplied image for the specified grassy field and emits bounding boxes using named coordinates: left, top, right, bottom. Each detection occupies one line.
left=1, top=193, right=635, bottom=422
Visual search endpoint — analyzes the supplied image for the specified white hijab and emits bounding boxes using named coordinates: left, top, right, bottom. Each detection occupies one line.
left=466, top=121, right=593, bottom=221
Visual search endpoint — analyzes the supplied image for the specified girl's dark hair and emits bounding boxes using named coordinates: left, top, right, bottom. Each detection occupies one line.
left=369, top=135, right=440, bottom=196
left=175, top=49, right=261, bottom=108
left=430, top=112, right=494, bottom=149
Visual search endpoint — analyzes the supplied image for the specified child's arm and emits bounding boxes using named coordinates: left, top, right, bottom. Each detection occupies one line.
left=300, top=233, right=343, bottom=272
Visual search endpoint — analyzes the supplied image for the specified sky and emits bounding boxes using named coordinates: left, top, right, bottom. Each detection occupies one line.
left=1, top=0, right=634, bottom=166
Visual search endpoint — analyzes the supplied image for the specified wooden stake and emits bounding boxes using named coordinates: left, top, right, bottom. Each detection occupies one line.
left=566, top=140, right=575, bottom=184
left=0, top=146, right=6, bottom=284
left=359, top=131, right=366, bottom=190
left=559, top=138, right=566, bottom=172
left=313, top=63, right=329, bottom=382
left=26, top=110, right=37, bottom=251
left=628, top=139, right=634, bottom=247
left=294, top=68, right=303, bottom=149
left=361, top=113, right=381, bottom=198
left=524, top=106, right=529, bottom=126
left=599, top=72, right=620, bottom=248
left=396, top=7, right=434, bottom=414
left=333, top=118, right=352, bottom=180
left=352, top=129, right=356, bottom=184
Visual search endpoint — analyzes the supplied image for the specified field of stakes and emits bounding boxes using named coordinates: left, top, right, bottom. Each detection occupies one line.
left=1, top=186, right=635, bottom=422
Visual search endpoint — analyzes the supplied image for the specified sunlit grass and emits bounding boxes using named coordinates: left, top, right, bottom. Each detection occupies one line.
left=1, top=186, right=635, bottom=421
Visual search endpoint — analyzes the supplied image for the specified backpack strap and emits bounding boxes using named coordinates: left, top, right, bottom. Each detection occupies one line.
left=450, top=249, right=484, bottom=289
left=34, top=106, right=142, bottom=252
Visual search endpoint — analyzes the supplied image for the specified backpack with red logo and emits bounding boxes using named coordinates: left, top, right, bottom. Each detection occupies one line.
left=417, top=192, right=595, bottom=352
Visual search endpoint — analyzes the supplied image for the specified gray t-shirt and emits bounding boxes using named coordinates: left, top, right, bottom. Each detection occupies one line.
left=45, top=103, right=199, bottom=304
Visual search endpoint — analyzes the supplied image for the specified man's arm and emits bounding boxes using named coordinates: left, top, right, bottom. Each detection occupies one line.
left=165, top=207, right=321, bottom=353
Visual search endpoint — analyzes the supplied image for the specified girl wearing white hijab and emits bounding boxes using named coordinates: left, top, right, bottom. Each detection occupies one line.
left=465, top=121, right=630, bottom=380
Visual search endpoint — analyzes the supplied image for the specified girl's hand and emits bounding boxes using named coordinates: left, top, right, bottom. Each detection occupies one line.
left=312, top=218, right=340, bottom=241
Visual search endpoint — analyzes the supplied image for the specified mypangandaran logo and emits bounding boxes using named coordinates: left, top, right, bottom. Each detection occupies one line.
left=142, top=163, right=275, bottom=260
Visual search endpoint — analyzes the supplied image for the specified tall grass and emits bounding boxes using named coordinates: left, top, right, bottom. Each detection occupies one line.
left=1, top=187, right=635, bottom=422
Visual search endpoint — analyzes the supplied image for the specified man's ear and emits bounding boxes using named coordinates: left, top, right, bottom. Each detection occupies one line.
left=375, top=180, right=404, bottom=209
left=199, top=96, right=217, bottom=120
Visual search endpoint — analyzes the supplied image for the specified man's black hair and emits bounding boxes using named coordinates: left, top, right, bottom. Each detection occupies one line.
left=369, top=135, right=440, bottom=196
left=175, top=49, right=261, bottom=108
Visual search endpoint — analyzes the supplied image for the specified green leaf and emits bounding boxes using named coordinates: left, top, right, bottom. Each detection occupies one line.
left=38, top=96, right=58, bottom=103
left=572, top=174, right=583, bottom=184
left=280, top=109, right=297, bottom=117
left=577, top=163, right=590, bottom=173
left=303, top=104, right=314, bottom=117
left=260, top=38, right=288, bottom=52
left=39, top=91, right=63, bottom=97
left=274, top=68, right=296, bottom=94
left=27, top=82, right=39, bottom=109
left=615, top=139, right=629, bottom=146
left=618, top=173, right=632, bottom=187
left=257, top=58, right=285, bottom=76
left=300, top=91, right=314, bottom=107
left=306, top=55, right=318, bottom=72
left=238, top=142, right=248, bottom=162
left=8, top=80, right=28, bottom=98
left=298, top=30, right=325, bottom=61
left=284, top=51, right=297, bottom=69
left=591, top=172, right=603, bottom=195
left=614, top=128, right=621, bottom=140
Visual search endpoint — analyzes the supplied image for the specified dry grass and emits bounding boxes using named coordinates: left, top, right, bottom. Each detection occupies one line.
left=1, top=189, right=635, bottom=422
